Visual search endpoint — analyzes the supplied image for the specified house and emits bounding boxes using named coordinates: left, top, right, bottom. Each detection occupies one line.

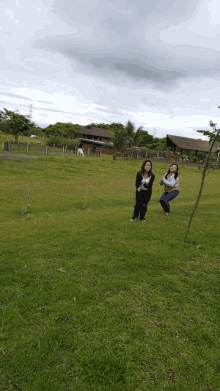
left=75, top=126, right=123, bottom=155
left=167, top=134, right=219, bottom=156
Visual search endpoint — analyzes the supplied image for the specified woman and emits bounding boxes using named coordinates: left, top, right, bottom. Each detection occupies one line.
left=130, top=160, right=155, bottom=222
left=159, top=164, right=180, bottom=215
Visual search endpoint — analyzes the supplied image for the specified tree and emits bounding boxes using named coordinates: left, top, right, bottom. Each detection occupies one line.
left=108, top=127, right=127, bottom=152
left=109, top=123, right=125, bottom=132
left=86, top=122, right=112, bottom=131
left=43, top=123, right=83, bottom=138
left=136, top=130, right=154, bottom=147
left=0, top=108, right=36, bottom=141
left=124, top=120, right=144, bottom=148
left=184, top=119, right=220, bottom=243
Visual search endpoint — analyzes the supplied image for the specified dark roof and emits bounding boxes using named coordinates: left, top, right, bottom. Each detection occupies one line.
left=78, top=138, right=113, bottom=146
left=167, top=134, right=219, bottom=153
left=76, top=127, right=113, bottom=139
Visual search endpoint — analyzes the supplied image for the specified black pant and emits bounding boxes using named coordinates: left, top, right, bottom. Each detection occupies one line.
left=132, top=190, right=152, bottom=220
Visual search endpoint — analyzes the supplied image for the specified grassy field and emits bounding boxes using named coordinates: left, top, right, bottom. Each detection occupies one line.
left=0, top=133, right=45, bottom=144
left=1, top=154, right=220, bottom=391
left=0, top=133, right=76, bottom=157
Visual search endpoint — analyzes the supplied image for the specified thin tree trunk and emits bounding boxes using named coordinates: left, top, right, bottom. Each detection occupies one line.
left=184, top=131, right=220, bottom=242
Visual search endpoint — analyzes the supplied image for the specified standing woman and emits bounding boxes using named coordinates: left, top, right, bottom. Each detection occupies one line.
left=130, top=160, right=155, bottom=222
left=159, top=164, right=180, bottom=215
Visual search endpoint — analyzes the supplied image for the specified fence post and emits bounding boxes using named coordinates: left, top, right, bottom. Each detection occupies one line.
left=17, top=141, right=20, bottom=150
left=45, top=146, right=48, bottom=155
left=137, top=151, right=139, bottom=159
left=62, top=146, right=65, bottom=156
left=27, top=143, right=29, bottom=153
left=88, top=148, right=90, bottom=157
left=53, top=143, right=55, bottom=151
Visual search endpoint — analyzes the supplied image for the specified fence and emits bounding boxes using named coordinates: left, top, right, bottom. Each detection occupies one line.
left=130, top=149, right=168, bottom=160
left=130, top=148, right=220, bottom=168
left=3, top=141, right=102, bottom=157
left=2, top=142, right=219, bottom=168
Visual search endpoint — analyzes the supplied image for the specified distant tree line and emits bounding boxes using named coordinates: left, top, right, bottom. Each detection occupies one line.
left=0, top=107, right=169, bottom=153
left=2, top=107, right=216, bottom=162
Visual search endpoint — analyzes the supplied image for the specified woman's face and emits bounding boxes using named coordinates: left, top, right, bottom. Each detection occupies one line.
left=170, top=164, right=177, bottom=172
left=144, top=162, right=151, bottom=171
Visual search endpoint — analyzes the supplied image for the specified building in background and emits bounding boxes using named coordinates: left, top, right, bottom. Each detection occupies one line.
left=167, top=135, right=219, bottom=155
left=75, top=126, right=122, bottom=155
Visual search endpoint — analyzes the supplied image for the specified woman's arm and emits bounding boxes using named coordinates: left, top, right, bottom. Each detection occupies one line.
left=143, top=174, right=155, bottom=191
left=136, top=173, right=142, bottom=191
left=162, top=176, right=179, bottom=187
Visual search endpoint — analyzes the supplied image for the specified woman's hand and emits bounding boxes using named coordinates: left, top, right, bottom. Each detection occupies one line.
left=138, top=187, right=141, bottom=192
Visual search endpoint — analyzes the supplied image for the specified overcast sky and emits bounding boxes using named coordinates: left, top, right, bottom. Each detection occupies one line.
left=1, top=0, right=220, bottom=139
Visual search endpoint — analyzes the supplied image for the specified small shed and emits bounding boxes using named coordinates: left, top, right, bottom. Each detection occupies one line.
left=167, top=135, right=219, bottom=155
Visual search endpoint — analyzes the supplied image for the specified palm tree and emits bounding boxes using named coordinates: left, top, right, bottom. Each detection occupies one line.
left=123, top=120, right=144, bottom=149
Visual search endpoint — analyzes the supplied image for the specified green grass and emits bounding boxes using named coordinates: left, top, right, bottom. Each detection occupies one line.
left=0, top=133, right=45, bottom=144
left=0, top=155, right=220, bottom=390
left=0, top=133, right=73, bottom=157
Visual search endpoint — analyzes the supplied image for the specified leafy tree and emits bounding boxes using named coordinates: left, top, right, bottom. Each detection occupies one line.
left=0, top=108, right=36, bottom=141
left=108, top=127, right=127, bottom=152
left=109, top=123, right=125, bottom=132
left=104, top=123, right=125, bottom=151
left=136, top=130, right=154, bottom=147
left=184, top=119, right=220, bottom=243
left=124, top=120, right=144, bottom=148
left=86, top=122, right=112, bottom=131
left=43, top=122, right=83, bottom=138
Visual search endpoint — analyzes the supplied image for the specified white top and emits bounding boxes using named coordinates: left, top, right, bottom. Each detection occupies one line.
left=78, top=148, right=84, bottom=154
left=140, top=176, right=150, bottom=190
left=162, top=173, right=179, bottom=187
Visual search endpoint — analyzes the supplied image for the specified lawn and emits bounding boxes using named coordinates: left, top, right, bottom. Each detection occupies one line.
left=0, top=154, right=220, bottom=391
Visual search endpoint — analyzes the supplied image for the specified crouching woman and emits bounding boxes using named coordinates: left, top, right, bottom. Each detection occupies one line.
left=159, top=164, right=180, bottom=216
left=131, top=160, right=155, bottom=222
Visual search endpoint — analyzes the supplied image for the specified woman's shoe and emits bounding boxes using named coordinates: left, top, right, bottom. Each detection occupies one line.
left=141, top=219, right=146, bottom=223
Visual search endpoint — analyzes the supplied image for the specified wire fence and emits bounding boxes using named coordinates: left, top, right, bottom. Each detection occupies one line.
left=2, top=141, right=220, bottom=168
left=2, top=141, right=102, bottom=157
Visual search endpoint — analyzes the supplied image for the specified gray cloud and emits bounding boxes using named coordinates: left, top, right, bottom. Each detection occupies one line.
left=30, top=0, right=220, bottom=91
left=0, top=92, right=33, bottom=101
left=37, top=100, right=53, bottom=104
left=1, top=0, right=220, bottom=137
left=30, top=106, right=74, bottom=115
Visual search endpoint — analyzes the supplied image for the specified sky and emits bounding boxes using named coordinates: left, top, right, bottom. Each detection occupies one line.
left=1, top=0, right=220, bottom=140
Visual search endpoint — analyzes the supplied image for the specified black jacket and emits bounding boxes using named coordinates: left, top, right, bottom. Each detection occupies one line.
left=135, top=172, right=155, bottom=191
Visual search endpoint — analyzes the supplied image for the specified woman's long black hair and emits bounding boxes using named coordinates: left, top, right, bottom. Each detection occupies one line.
left=165, top=164, right=179, bottom=179
left=139, top=159, right=153, bottom=177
